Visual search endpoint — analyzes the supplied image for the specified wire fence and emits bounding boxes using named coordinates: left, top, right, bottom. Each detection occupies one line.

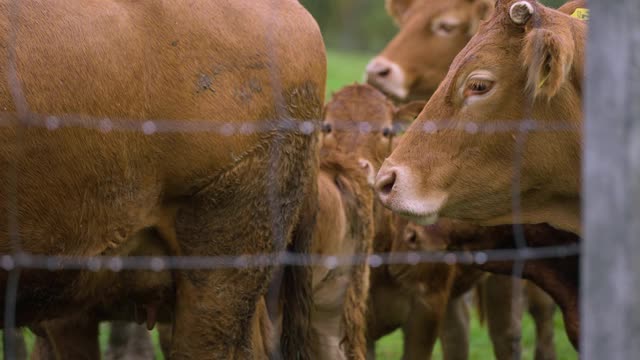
left=0, top=0, right=589, bottom=359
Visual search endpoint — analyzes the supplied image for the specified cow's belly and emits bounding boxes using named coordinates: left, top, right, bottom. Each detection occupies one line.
left=5, top=227, right=174, bottom=326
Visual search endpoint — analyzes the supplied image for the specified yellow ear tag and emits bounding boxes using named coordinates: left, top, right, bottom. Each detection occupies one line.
left=538, top=72, right=551, bottom=90
left=570, top=8, right=589, bottom=21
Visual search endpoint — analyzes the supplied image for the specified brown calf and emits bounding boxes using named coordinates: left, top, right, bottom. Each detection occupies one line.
left=0, top=0, right=325, bottom=358
left=442, top=222, right=580, bottom=349
left=393, top=219, right=564, bottom=359
left=375, top=0, right=586, bottom=235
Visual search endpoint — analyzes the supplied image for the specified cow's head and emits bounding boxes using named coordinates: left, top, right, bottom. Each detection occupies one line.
left=387, top=216, right=460, bottom=293
left=366, top=0, right=494, bottom=102
left=375, top=0, right=586, bottom=234
left=322, top=84, right=424, bottom=182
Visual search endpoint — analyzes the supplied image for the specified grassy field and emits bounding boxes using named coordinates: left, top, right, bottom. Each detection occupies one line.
left=326, top=49, right=374, bottom=97
left=1, top=50, right=577, bottom=360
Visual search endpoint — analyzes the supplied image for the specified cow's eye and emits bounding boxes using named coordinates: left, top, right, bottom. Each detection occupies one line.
left=433, top=20, right=459, bottom=36
left=382, top=127, right=392, bottom=137
left=439, top=23, right=457, bottom=33
left=322, top=123, right=332, bottom=133
left=464, top=79, right=494, bottom=98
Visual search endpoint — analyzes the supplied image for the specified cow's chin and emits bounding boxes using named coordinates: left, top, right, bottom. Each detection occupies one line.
left=384, top=194, right=447, bottom=226
left=367, top=79, right=408, bottom=102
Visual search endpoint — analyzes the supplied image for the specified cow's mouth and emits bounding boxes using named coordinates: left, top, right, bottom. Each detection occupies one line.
left=369, top=81, right=409, bottom=102
left=398, top=211, right=439, bottom=226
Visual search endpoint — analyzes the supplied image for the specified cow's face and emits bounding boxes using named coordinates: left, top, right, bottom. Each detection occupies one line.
left=387, top=216, right=454, bottom=292
left=375, top=0, right=585, bottom=231
left=322, top=84, right=424, bottom=173
left=366, top=0, right=494, bottom=102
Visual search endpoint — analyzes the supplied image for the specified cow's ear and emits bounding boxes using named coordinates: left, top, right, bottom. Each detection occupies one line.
left=522, top=27, right=575, bottom=99
left=386, top=0, right=415, bottom=25
left=468, top=0, right=495, bottom=35
left=393, top=101, right=425, bottom=135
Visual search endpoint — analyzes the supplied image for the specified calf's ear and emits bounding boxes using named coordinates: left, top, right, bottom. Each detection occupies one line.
left=386, top=0, right=415, bottom=25
left=522, top=27, right=575, bottom=99
left=393, top=101, right=426, bottom=135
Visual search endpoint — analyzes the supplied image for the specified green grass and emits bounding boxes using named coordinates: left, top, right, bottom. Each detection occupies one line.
left=375, top=310, right=577, bottom=359
left=5, top=308, right=577, bottom=359
left=326, top=49, right=374, bottom=98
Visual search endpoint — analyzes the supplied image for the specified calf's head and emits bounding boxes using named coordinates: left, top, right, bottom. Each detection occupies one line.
left=375, top=0, right=586, bottom=234
left=322, top=84, right=424, bottom=179
left=366, top=0, right=494, bottom=102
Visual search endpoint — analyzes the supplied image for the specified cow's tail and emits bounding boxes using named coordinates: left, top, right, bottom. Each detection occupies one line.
left=279, top=192, right=316, bottom=360
left=340, top=217, right=373, bottom=360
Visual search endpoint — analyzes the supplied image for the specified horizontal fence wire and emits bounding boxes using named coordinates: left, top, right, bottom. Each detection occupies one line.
left=0, top=112, right=579, bottom=135
left=0, top=244, right=580, bottom=272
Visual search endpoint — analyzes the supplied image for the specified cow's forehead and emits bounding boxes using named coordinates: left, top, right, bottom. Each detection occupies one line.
left=407, top=0, right=474, bottom=19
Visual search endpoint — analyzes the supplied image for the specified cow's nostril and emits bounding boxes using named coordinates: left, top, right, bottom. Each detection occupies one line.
left=376, top=171, right=396, bottom=196
left=378, top=68, right=391, bottom=77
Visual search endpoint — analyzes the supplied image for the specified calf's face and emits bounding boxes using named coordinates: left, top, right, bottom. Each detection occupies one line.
left=366, top=0, right=493, bottom=102
left=322, top=84, right=424, bottom=174
left=375, top=0, right=586, bottom=233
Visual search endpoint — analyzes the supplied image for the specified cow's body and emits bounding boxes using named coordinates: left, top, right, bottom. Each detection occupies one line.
left=0, top=0, right=325, bottom=358
left=306, top=149, right=374, bottom=360
left=375, top=0, right=585, bottom=234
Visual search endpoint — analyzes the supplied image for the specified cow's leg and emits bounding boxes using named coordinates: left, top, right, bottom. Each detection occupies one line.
left=169, top=159, right=312, bottom=359
left=33, top=314, right=100, bottom=360
left=157, top=323, right=172, bottom=359
left=526, top=283, right=556, bottom=360
left=484, top=274, right=523, bottom=360
left=366, top=342, right=376, bottom=360
left=104, top=321, right=155, bottom=360
left=402, top=295, right=446, bottom=360
left=439, top=295, right=470, bottom=360
left=171, top=251, right=272, bottom=359
left=31, top=334, right=56, bottom=360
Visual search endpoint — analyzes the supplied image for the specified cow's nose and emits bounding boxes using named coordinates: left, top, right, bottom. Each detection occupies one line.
left=375, top=168, right=397, bottom=201
left=366, top=57, right=393, bottom=80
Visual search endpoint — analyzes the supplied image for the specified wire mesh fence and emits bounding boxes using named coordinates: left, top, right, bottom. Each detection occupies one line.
left=0, top=0, right=595, bottom=359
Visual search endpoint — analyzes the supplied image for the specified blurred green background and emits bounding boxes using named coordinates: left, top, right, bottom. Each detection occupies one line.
left=301, top=0, right=568, bottom=52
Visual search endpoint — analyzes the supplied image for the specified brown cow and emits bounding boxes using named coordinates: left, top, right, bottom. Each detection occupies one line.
left=367, top=0, right=582, bottom=356
left=0, top=0, right=325, bottom=358
left=393, top=219, right=567, bottom=360
left=366, top=0, right=586, bottom=104
left=375, top=0, right=586, bottom=348
left=375, top=0, right=586, bottom=235
left=386, top=216, right=485, bottom=360
left=366, top=0, right=494, bottom=102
